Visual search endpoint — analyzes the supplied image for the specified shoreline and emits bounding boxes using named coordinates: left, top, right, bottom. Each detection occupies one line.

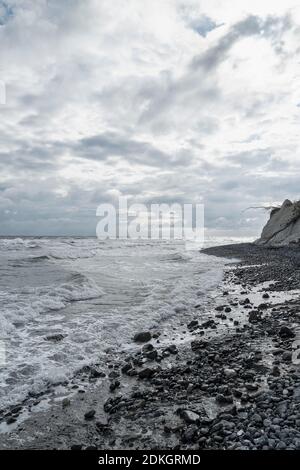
left=1, top=243, right=300, bottom=450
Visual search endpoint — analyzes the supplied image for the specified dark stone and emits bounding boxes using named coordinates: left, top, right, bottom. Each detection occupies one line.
left=279, top=326, right=295, bottom=338
left=127, top=368, right=138, bottom=376
left=166, top=344, right=178, bottom=355
left=182, top=427, right=197, bottom=443
left=216, top=394, right=233, bottom=405
left=142, top=344, right=154, bottom=353
left=191, top=340, right=208, bottom=351
left=248, top=311, right=261, bottom=323
left=121, top=363, right=132, bottom=374
left=271, top=366, right=281, bottom=378
left=145, top=350, right=158, bottom=360
left=258, top=303, right=269, bottom=310
left=138, top=368, right=156, bottom=379
left=187, top=320, right=198, bottom=329
left=109, top=380, right=120, bottom=392
left=11, top=406, right=22, bottom=415
left=108, top=371, right=120, bottom=379
left=133, top=331, right=152, bottom=343
left=6, top=417, right=17, bottom=425
left=90, top=368, right=106, bottom=378
left=201, top=319, right=216, bottom=329
left=84, top=409, right=96, bottom=420
left=272, top=348, right=284, bottom=356
left=215, top=306, right=224, bottom=312
left=282, top=351, right=292, bottom=362
left=44, top=334, right=65, bottom=342
left=252, top=413, right=262, bottom=424
left=180, top=409, right=200, bottom=424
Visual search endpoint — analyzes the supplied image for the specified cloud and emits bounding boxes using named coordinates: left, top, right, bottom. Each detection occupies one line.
left=0, top=0, right=299, bottom=236
left=71, top=132, right=190, bottom=167
left=0, top=1, right=13, bottom=25
left=191, top=14, right=292, bottom=71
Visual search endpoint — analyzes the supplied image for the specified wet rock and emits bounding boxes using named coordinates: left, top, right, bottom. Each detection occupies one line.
left=142, top=344, right=154, bottom=353
left=179, top=409, right=200, bottom=424
left=276, top=441, right=286, bottom=450
left=127, top=368, right=138, bottom=377
left=191, top=340, right=208, bottom=351
left=182, top=426, right=197, bottom=443
left=215, top=306, right=224, bottom=312
left=279, top=326, right=295, bottom=338
left=133, top=331, right=152, bottom=343
left=187, top=320, right=198, bottom=329
left=62, top=398, right=71, bottom=408
left=216, top=394, right=234, bottom=405
left=245, top=383, right=258, bottom=392
left=96, top=420, right=109, bottom=431
left=201, top=319, right=217, bottom=329
left=84, top=409, right=96, bottom=420
left=233, top=389, right=243, bottom=398
left=252, top=413, right=262, bottom=424
left=44, top=334, right=65, bottom=342
left=6, top=417, right=17, bottom=425
left=272, top=348, right=284, bottom=356
left=108, top=370, right=120, bottom=379
left=145, top=350, right=158, bottom=360
left=110, top=380, right=120, bottom=392
left=166, top=344, right=178, bottom=355
left=258, top=303, right=269, bottom=310
left=11, top=405, right=22, bottom=415
left=224, top=369, right=237, bottom=379
left=248, top=311, right=262, bottom=323
left=89, top=368, right=106, bottom=379
left=282, top=351, right=292, bottom=362
left=138, top=367, right=156, bottom=379
left=121, top=363, right=132, bottom=374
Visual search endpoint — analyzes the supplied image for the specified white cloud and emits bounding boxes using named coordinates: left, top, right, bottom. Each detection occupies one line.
left=0, top=0, right=300, bottom=236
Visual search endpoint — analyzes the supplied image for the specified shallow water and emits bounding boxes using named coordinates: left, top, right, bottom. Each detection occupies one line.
left=0, top=236, right=247, bottom=410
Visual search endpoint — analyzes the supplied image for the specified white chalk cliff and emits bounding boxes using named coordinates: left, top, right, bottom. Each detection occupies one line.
left=255, top=199, right=300, bottom=247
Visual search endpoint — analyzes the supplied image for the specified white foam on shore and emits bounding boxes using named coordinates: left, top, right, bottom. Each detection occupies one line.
left=0, top=237, right=228, bottom=411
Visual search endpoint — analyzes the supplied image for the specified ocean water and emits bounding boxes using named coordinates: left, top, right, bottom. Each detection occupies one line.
left=0, top=236, right=248, bottom=410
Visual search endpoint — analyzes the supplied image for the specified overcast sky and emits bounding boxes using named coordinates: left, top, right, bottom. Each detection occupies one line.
left=0, top=0, right=300, bottom=237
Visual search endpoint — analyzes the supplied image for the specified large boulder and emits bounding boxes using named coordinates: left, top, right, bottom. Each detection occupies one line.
left=255, top=199, right=300, bottom=247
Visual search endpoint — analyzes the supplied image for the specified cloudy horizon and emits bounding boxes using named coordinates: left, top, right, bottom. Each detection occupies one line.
left=1, top=0, right=300, bottom=237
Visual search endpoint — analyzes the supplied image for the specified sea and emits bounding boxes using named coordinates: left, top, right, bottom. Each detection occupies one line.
left=0, top=236, right=250, bottom=411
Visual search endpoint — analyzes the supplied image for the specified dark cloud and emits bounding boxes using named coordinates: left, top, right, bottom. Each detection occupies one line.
left=70, top=132, right=191, bottom=168
left=225, top=149, right=273, bottom=167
